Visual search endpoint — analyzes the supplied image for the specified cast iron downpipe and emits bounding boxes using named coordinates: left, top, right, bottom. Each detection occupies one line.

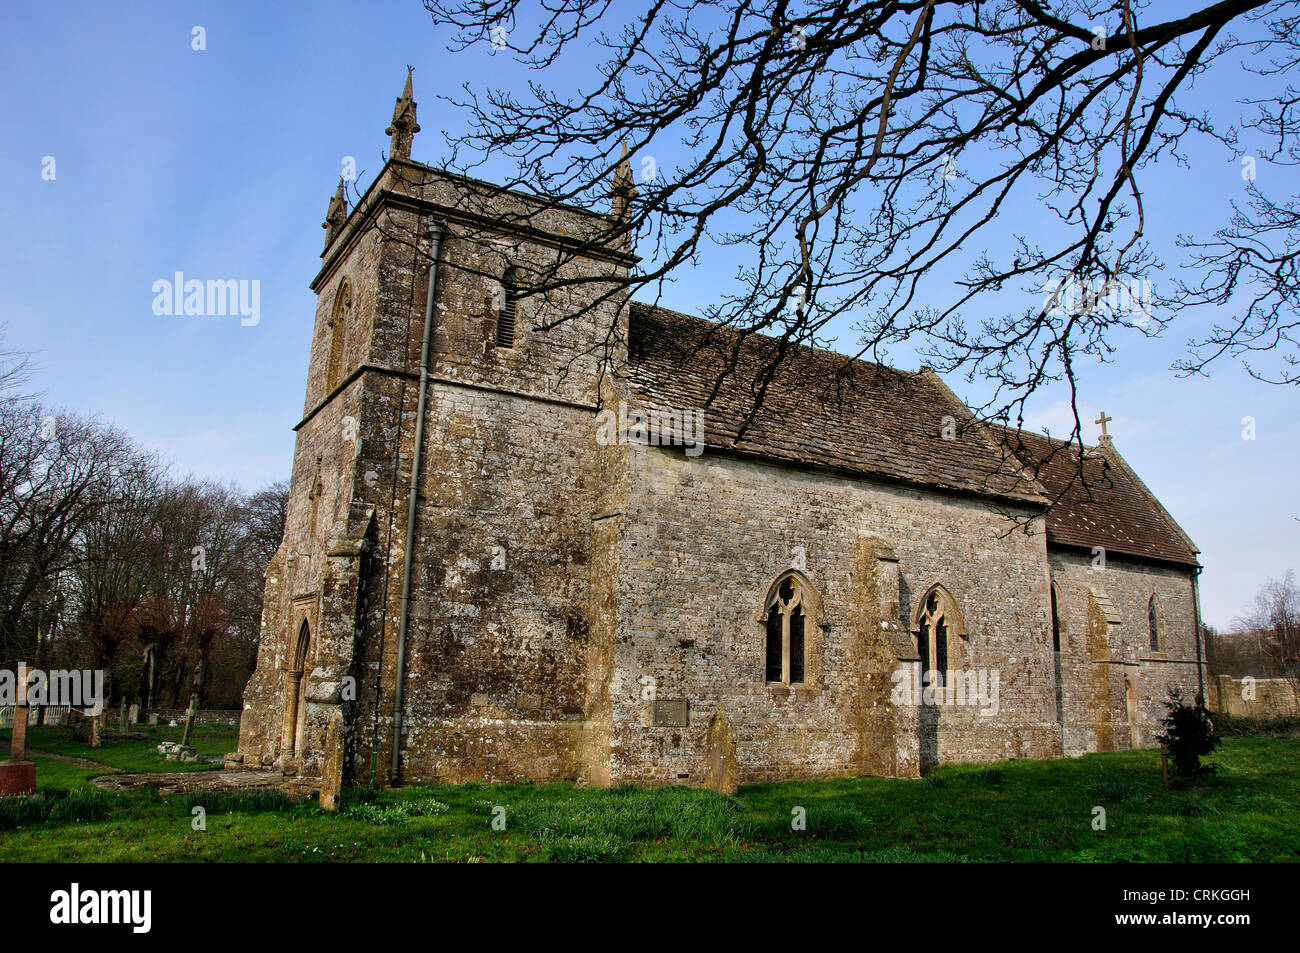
left=1193, top=565, right=1206, bottom=704
left=391, top=218, right=444, bottom=782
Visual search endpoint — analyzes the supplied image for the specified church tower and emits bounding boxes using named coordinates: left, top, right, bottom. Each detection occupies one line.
left=236, top=73, right=637, bottom=785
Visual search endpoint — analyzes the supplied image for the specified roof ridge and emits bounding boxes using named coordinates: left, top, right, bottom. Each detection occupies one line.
left=992, top=420, right=1099, bottom=454
left=629, top=299, right=921, bottom=379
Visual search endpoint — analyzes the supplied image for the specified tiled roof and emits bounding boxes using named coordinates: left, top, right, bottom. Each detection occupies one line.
left=625, top=301, right=1199, bottom=568
left=625, top=302, right=1045, bottom=505
left=1002, top=428, right=1200, bottom=567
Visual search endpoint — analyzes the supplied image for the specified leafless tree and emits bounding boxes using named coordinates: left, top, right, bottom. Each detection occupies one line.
left=61, top=445, right=166, bottom=702
left=0, top=329, right=290, bottom=708
left=0, top=398, right=150, bottom=670
left=1234, top=569, right=1300, bottom=703
left=0, top=324, right=34, bottom=400
left=66, top=478, right=287, bottom=709
left=410, top=0, right=1298, bottom=447
left=243, top=482, right=289, bottom=567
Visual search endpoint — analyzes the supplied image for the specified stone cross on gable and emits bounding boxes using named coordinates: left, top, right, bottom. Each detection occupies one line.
left=1096, top=411, right=1113, bottom=441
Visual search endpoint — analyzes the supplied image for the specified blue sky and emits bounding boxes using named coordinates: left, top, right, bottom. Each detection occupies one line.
left=1, top=1, right=1295, bottom=629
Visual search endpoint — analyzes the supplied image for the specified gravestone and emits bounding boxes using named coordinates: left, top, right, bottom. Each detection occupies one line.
left=128, top=704, right=140, bottom=725
left=702, top=712, right=737, bottom=795
left=0, top=663, right=36, bottom=795
left=119, top=699, right=128, bottom=734
left=318, top=706, right=345, bottom=812
left=164, top=696, right=199, bottom=762
left=180, top=696, right=198, bottom=747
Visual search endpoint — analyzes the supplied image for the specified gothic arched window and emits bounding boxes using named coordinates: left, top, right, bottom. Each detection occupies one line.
left=1050, top=584, right=1061, bottom=652
left=326, top=279, right=352, bottom=392
left=1148, top=595, right=1160, bottom=651
left=916, top=586, right=963, bottom=690
left=763, top=572, right=817, bottom=685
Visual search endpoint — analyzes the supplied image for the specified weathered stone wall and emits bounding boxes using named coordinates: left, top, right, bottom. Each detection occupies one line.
left=237, top=217, right=383, bottom=772
left=354, top=170, right=630, bottom=784
left=605, top=440, right=1060, bottom=785
left=147, top=709, right=241, bottom=727
left=1210, top=676, right=1299, bottom=718
left=369, top=385, right=603, bottom=782
left=1047, top=550, right=1202, bottom=755
left=237, top=162, right=634, bottom=784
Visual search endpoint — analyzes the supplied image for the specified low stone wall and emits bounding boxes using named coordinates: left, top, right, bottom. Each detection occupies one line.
left=145, top=708, right=242, bottom=727
left=1209, top=676, right=1298, bottom=719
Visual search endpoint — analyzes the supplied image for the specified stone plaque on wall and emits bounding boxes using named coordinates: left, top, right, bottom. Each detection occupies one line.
left=651, top=699, right=689, bottom=727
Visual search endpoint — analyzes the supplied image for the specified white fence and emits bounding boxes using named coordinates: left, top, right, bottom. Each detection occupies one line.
left=0, top=705, right=73, bottom=727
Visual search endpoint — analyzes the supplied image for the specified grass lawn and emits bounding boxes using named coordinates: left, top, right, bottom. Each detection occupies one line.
left=1, top=722, right=236, bottom=781
left=1, top=733, right=1296, bottom=862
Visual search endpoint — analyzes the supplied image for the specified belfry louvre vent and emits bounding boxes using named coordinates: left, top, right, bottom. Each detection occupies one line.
left=496, top=282, right=517, bottom=348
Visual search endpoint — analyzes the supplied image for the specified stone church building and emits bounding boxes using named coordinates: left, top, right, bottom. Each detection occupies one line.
left=235, top=76, right=1207, bottom=788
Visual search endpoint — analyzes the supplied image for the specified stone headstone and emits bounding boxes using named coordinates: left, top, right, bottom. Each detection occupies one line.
left=319, top=706, right=345, bottom=812
left=703, top=712, right=737, bottom=795
left=128, top=704, right=140, bottom=725
left=180, top=696, right=198, bottom=747
left=119, top=699, right=128, bottom=733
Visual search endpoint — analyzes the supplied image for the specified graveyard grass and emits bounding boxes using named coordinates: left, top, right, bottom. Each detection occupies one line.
left=1, top=728, right=1296, bottom=862
left=11, top=723, right=232, bottom=775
